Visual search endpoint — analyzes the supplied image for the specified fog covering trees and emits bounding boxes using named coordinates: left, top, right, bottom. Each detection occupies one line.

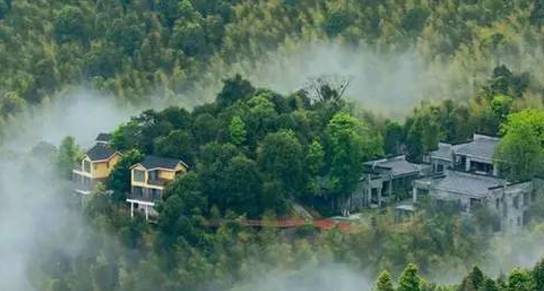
left=2, top=1, right=544, bottom=290
left=3, top=0, right=544, bottom=126
left=8, top=74, right=540, bottom=290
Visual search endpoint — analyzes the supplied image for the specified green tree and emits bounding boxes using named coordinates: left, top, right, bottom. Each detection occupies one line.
left=480, top=278, right=499, bottom=291
left=258, top=130, right=304, bottom=194
left=383, top=121, right=404, bottom=156
left=507, top=268, right=533, bottom=291
left=216, top=74, right=255, bottom=108
left=495, top=109, right=544, bottom=181
left=229, top=115, right=247, bottom=146
left=54, top=6, right=89, bottom=42
left=222, top=155, right=263, bottom=217
left=533, top=259, right=544, bottom=291
left=153, top=129, right=195, bottom=164
left=398, top=264, right=421, bottom=291
left=326, top=112, right=382, bottom=203
left=375, top=270, right=395, bottom=291
left=106, top=149, right=143, bottom=203
left=56, top=136, right=81, bottom=179
left=458, top=266, right=484, bottom=291
left=157, top=172, right=207, bottom=249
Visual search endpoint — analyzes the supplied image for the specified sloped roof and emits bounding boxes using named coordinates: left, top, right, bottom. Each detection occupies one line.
left=430, top=170, right=505, bottom=198
left=136, top=155, right=187, bottom=170
left=453, top=134, right=500, bottom=161
left=95, top=133, right=112, bottom=143
left=86, top=144, right=117, bottom=161
left=431, top=143, right=454, bottom=161
left=364, top=155, right=427, bottom=177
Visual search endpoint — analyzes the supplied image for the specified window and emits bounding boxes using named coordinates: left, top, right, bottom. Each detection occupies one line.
left=83, top=160, right=91, bottom=173
left=437, top=164, right=444, bottom=173
left=133, top=170, right=145, bottom=182
left=496, top=198, right=500, bottom=210
left=513, top=195, right=520, bottom=209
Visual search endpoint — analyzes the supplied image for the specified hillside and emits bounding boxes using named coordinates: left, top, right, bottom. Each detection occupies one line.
left=2, top=0, right=544, bottom=123
left=2, top=1, right=544, bottom=291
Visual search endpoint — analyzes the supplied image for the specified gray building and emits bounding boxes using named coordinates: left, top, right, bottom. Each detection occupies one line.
left=413, top=170, right=540, bottom=232
left=427, top=134, right=500, bottom=176
left=348, top=155, right=429, bottom=211
left=415, top=133, right=542, bottom=232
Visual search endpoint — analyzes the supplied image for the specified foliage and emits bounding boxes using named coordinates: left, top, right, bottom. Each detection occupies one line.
left=106, top=149, right=144, bottom=203
left=376, top=270, right=395, bottom=291
left=495, top=109, right=544, bottom=181
left=55, top=136, right=81, bottom=179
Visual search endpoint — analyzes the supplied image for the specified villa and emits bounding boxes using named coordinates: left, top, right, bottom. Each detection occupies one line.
left=127, top=155, right=188, bottom=221
left=72, top=133, right=121, bottom=195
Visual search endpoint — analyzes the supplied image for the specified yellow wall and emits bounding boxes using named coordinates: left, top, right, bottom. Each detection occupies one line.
left=92, top=153, right=121, bottom=179
left=158, top=170, right=175, bottom=180
left=131, top=165, right=148, bottom=187
left=130, top=162, right=187, bottom=190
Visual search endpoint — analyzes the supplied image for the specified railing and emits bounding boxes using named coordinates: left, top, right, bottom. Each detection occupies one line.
left=206, top=218, right=352, bottom=232
left=127, top=190, right=162, bottom=202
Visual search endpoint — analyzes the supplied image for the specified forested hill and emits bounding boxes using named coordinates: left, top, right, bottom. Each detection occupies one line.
left=3, top=0, right=544, bottom=124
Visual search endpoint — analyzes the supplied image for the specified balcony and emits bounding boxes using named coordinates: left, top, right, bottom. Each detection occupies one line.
left=128, top=186, right=162, bottom=203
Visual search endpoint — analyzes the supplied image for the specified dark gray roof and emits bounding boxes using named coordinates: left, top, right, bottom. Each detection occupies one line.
left=431, top=143, right=454, bottom=161
left=86, top=144, right=117, bottom=161
left=364, top=155, right=427, bottom=177
left=138, top=155, right=186, bottom=170
left=95, top=133, right=112, bottom=142
left=430, top=170, right=505, bottom=198
left=453, top=134, right=499, bottom=162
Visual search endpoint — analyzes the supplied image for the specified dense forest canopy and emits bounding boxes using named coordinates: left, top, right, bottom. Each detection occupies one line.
left=2, top=1, right=544, bottom=291
left=2, top=0, right=544, bottom=125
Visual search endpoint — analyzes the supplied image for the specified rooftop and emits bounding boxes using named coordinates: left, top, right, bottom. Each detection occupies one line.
left=95, top=133, right=112, bottom=143
left=431, top=143, right=454, bottom=161
left=137, top=155, right=187, bottom=170
left=425, top=170, right=506, bottom=198
left=86, top=144, right=117, bottom=161
left=364, top=155, right=428, bottom=177
left=453, top=134, right=500, bottom=162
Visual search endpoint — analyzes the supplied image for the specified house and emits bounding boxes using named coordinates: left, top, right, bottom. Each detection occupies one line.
left=349, top=155, right=430, bottom=210
left=428, top=134, right=500, bottom=176
left=413, top=170, right=540, bottom=232
left=95, top=133, right=113, bottom=145
left=127, top=155, right=188, bottom=221
left=72, top=134, right=121, bottom=195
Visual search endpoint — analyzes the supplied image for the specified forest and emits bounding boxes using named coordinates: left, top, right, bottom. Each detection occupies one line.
left=1, top=0, right=544, bottom=291
left=33, top=72, right=544, bottom=290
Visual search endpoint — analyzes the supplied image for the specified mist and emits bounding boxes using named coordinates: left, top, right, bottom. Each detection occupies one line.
left=214, top=42, right=479, bottom=117
left=231, top=263, right=372, bottom=291
left=1, top=42, right=544, bottom=290
left=0, top=89, right=151, bottom=290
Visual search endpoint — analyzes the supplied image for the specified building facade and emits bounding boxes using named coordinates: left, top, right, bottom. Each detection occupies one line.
left=72, top=134, right=120, bottom=195
left=127, top=156, right=188, bottom=221
left=414, top=133, right=542, bottom=232
left=348, top=155, right=429, bottom=211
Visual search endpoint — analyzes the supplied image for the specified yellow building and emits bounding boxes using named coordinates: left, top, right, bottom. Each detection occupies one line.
left=127, top=155, right=188, bottom=220
left=72, top=134, right=121, bottom=195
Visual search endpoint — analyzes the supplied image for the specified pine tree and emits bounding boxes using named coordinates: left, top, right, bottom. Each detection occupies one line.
left=376, top=270, right=395, bottom=291
left=458, top=266, right=484, bottom=291
left=398, top=264, right=421, bottom=291
left=533, top=259, right=544, bottom=291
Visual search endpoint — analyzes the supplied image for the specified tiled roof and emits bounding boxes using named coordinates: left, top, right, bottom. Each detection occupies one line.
left=86, top=144, right=117, bottom=161
left=431, top=143, right=454, bottom=161
left=95, top=133, right=112, bottom=142
left=364, top=155, right=427, bottom=177
left=430, top=170, right=505, bottom=198
left=453, top=134, right=499, bottom=161
left=138, top=155, right=186, bottom=170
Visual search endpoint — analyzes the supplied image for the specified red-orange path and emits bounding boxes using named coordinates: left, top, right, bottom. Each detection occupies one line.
left=207, top=218, right=353, bottom=232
